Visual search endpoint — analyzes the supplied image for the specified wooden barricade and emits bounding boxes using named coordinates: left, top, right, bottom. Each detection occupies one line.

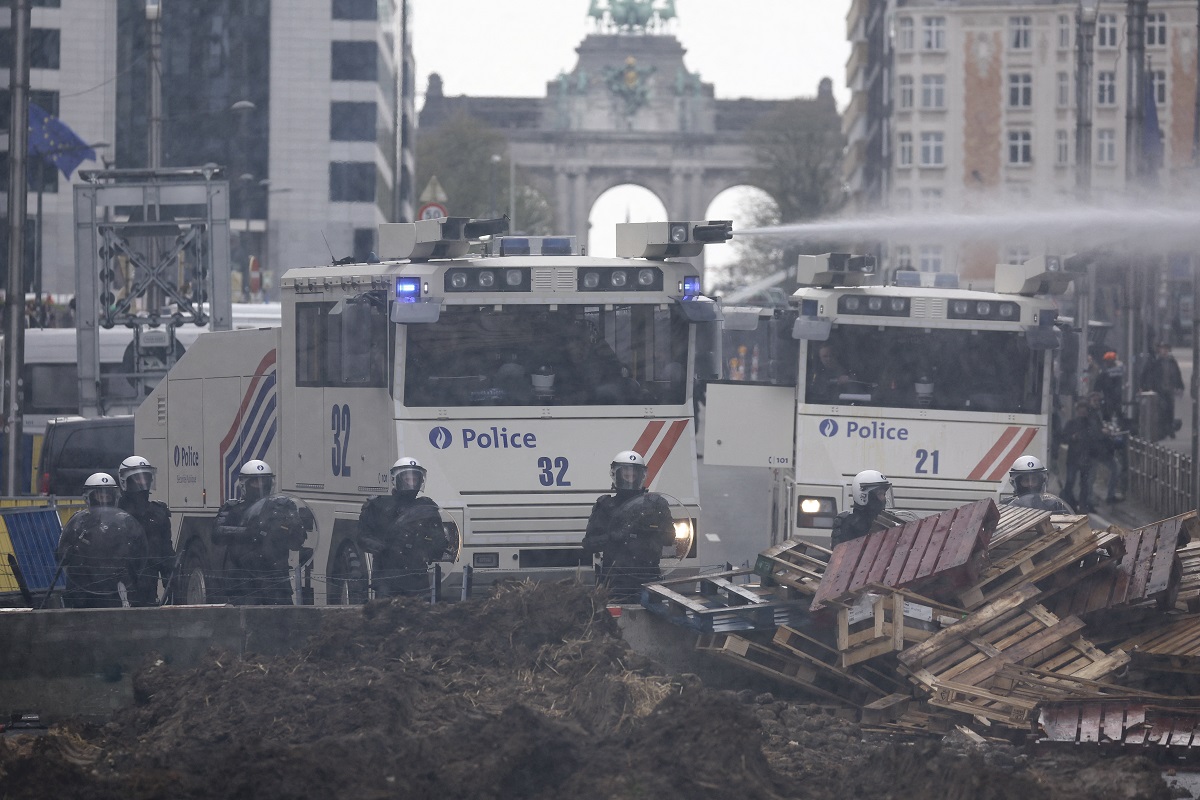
left=1118, top=614, right=1200, bottom=675
left=641, top=569, right=806, bottom=633
left=1039, top=701, right=1200, bottom=750
left=1178, top=541, right=1200, bottom=612
left=897, top=584, right=1129, bottom=725
left=811, top=499, right=998, bottom=612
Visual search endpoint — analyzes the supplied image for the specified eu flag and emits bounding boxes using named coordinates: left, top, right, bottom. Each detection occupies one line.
left=27, top=103, right=95, bottom=180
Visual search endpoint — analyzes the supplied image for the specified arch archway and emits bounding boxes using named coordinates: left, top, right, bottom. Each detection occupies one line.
left=704, top=185, right=781, bottom=290
left=587, top=184, right=669, bottom=256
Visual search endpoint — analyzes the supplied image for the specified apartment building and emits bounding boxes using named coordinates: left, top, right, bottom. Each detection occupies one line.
left=844, top=1, right=1199, bottom=280
left=2, top=0, right=415, bottom=297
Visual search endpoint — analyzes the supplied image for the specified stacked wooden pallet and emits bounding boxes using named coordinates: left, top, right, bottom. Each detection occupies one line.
left=677, top=505, right=1200, bottom=747
left=640, top=568, right=808, bottom=633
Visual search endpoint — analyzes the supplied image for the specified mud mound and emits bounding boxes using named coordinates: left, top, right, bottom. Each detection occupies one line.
left=0, top=580, right=1179, bottom=799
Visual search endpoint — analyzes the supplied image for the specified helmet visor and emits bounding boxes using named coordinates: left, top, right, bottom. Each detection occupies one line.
left=1014, top=473, right=1046, bottom=494
left=613, top=464, right=646, bottom=491
left=125, top=468, right=156, bottom=493
left=241, top=475, right=273, bottom=499
left=88, top=487, right=119, bottom=507
left=392, top=467, right=425, bottom=493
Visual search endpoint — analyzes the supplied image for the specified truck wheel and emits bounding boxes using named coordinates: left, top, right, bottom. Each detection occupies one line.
left=328, top=541, right=368, bottom=605
left=180, top=548, right=212, bottom=605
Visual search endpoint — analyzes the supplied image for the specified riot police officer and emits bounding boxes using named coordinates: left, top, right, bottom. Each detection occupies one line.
left=117, top=455, right=175, bottom=605
left=831, top=469, right=891, bottom=547
left=581, top=451, right=675, bottom=602
left=358, top=457, right=451, bottom=598
left=214, top=460, right=302, bottom=604
left=56, top=473, right=148, bottom=608
left=1006, top=454, right=1074, bottom=514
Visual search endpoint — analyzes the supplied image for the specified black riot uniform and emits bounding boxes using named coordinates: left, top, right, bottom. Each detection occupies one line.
left=1005, top=454, right=1074, bottom=515
left=57, top=506, right=148, bottom=608
left=215, top=494, right=312, bottom=605
left=358, top=493, right=449, bottom=598
left=582, top=465, right=675, bottom=603
left=118, top=493, right=173, bottom=604
left=1008, top=492, right=1075, bottom=514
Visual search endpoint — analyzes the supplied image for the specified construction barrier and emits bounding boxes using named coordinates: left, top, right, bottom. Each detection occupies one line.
left=1127, top=436, right=1194, bottom=520
left=0, top=498, right=84, bottom=595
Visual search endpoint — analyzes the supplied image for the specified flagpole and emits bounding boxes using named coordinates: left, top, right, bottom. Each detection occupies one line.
left=3, top=0, right=31, bottom=496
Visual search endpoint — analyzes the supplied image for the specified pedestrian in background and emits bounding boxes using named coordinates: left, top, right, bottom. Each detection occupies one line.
left=1140, top=342, right=1184, bottom=441
left=1060, top=399, right=1103, bottom=513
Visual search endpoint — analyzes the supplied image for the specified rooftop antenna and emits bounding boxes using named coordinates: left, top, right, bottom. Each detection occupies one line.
left=321, top=231, right=337, bottom=264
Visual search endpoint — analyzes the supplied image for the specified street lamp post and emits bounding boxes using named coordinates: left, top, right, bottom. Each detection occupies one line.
left=1074, top=0, right=1100, bottom=399
left=488, top=153, right=501, bottom=217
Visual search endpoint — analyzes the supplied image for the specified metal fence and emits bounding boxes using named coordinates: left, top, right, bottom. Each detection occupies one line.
left=1127, top=436, right=1195, bottom=519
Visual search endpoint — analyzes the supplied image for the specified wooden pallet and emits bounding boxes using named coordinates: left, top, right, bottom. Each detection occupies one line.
left=987, top=505, right=1056, bottom=555
left=897, top=584, right=1129, bottom=725
left=1118, top=614, right=1200, bottom=674
left=1178, top=541, right=1200, bottom=612
left=811, top=499, right=999, bottom=612
left=1039, top=701, right=1200, bottom=749
left=753, top=539, right=832, bottom=596
left=695, top=632, right=865, bottom=705
left=833, top=584, right=965, bottom=667
left=641, top=569, right=807, bottom=633
left=1044, top=513, right=1192, bottom=620
left=952, top=518, right=1120, bottom=610
left=772, top=623, right=908, bottom=697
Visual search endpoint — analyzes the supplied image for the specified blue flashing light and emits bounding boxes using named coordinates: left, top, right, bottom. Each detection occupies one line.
left=933, top=272, right=959, bottom=289
left=499, top=237, right=530, bottom=256
left=894, top=271, right=921, bottom=287
left=396, top=277, right=421, bottom=302
left=801, top=299, right=818, bottom=317
left=542, top=237, right=574, bottom=256
left=682, top=276, right=701, bottom=297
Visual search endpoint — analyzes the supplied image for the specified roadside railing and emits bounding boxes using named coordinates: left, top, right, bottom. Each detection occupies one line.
left=1127, top=436, right=1195, bottom=519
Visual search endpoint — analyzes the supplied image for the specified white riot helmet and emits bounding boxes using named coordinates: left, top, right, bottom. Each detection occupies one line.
left=84, top=472, right=119, bottom=508
left=610, top=450, right=647, bottom=491
left=237, top=460, right=274, bottom=501
left=390, top=457, right=427, bottom=494
left=118, top=455, right=157, bottom=494
left=852, top=469, right=891, bottom=508
left=1009, top=454, right=1048, bottom=496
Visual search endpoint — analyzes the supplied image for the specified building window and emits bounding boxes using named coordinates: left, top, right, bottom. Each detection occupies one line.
left=1151, top=69, right=1167, bottom=105
left=1146, top=12, right=1167, bottom=46
left=898, top=75, right=914, bottom=110
left=331, top=41, right=379, bottom=81
left=330, top=102, right=377, bottom=141
left=1008, top=73, right=1033, bottom=108
left=922, top=17, right=945, bottom=50
left=1097, top=71, right=1116, bottom=106
left=919, top=187, right=943, bottom=210
left=920, top=132, right=944, bottom=166
left=330, top=161, right=377, bottom=202
left=920, top=75, right=945, bottom=109
left=1097, top=129, right=1116, bottom=164
left=1058, top=14, right=1071, bottom=48
left=1097, top=14, right=1119, bottom=48
left=895, top=245, right=912, bottom=269
left=0, top=28, right=60, bottom=70
left=353, top=228, right=376, bottom=262
left=918, top=244, right=943, bottom=272
left=897, top=132, right=913, bottom=166
left=897, top=17, right=914, bottom=51
left=1009, top=16, right=1032, bottom=49
left=1057, top=72, right=1070, bottom=108
left=333, top=0, right=377, bottom=19
left=1007, top=130, right=1033, bottom=165
left=1055, top=129, right=1069, bottom=165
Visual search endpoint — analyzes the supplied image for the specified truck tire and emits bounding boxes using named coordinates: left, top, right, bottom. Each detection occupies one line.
left=328, top=540, right=368, bottom=605
left=180, top=545, right=212, bottom=605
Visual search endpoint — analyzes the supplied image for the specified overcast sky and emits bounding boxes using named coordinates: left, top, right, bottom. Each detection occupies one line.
left=411, top=1, right=852, bottom=109
left=409, top=1, right=853, bottom=263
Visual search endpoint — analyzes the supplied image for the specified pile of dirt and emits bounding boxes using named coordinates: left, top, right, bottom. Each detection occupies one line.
left=0, top=581, right=1182, bottom=799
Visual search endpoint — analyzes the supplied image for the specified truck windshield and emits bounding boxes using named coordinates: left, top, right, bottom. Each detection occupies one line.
left=804, top=326, right=1045, bottom=414
left=403, top=304, right=689, bottom=407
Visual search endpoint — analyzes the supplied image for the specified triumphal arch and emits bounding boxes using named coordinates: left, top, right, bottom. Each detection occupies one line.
left=418, top=0, right=838, bottom=245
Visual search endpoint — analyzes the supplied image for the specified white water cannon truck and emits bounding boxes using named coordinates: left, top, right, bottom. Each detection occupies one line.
left=135, top=218, right=731, bottom=604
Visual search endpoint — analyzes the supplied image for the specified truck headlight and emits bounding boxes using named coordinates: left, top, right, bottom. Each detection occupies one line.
left=796, top=496, right=836, bottom=529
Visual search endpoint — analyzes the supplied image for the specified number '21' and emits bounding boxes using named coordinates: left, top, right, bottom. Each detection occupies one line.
left=915, top=449, right=939, bottom=474
left=331, top=404, right=352, bottom=477
left=537, top=456, right=571, bottom=486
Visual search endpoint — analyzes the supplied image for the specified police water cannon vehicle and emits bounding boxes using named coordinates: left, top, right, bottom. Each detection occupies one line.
left=135, top=218, right=730, bottom=604
left=705, top=252, right=1080, bottom=546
